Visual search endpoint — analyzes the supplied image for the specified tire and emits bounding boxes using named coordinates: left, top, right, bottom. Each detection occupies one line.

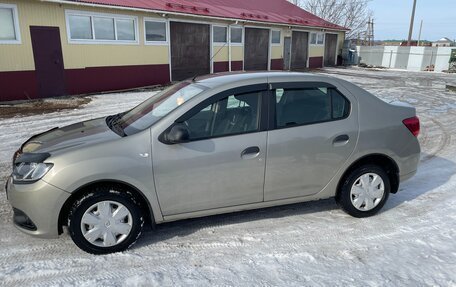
left=68, top=186, right=144, bottom=254
left=337, top=164, right=390, bottom=218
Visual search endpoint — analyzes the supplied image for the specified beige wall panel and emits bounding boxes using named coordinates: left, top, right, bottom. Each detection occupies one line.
left=212, top=45, right=228, bottom=62
left=309, top=45, right=324, bottom=57
left=271, top=45, right=283, bottom=59
left=338, top=31, right=345, bottom=53
left=231, top=46, right=243, bottom=62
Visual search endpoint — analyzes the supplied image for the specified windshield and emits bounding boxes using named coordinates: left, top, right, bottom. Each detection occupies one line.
left=111, top=82, right=207, bottom=136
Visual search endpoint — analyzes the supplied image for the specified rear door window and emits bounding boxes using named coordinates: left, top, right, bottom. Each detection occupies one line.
left=275, top=87, right=350, bottom=128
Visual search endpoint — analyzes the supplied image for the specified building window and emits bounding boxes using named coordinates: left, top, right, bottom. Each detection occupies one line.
left=94, top=17, right=115, bottom=40
left=310, top=32, right=324, bottom=45
left=116, top=19, right=135, bottom=41
left=230, top=27, right=243, bottom=44
left=213, top=26, right=227, bottom=44
left=66, top=10, right=138, bottom=44
left=68, top=15, right=92, bottom=39
left=144, top=19, right=167, bottom=43
left=271, top=30, right=281, bottom=44
left=317, top=33, right=324, bottom=45
left=0, top=4, right=21, bottom=44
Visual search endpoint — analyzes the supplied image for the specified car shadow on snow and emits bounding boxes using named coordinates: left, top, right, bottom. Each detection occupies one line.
left=133, top=198, right=340, bottom=249
left=132, top=153, right=455, bottom=249
left=382, top=153, right=456, bottom=212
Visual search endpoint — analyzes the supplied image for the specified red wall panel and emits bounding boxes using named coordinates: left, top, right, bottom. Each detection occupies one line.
left=270, top=58, right=284, bottom=70
left=65, top=64, right=170, bottom=95
left=0, top=71, right=38, bottom=102
left=309, top=57, right=323, bottom=68
left=213, top=61, right=244, bottom=73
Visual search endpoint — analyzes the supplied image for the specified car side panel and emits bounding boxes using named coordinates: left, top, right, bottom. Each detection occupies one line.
left=334, top=78, right=421, bottom=179
left=41, top=130, right=165, bottom=224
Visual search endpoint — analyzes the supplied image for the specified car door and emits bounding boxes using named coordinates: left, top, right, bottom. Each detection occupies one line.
left=264, top=82, right=358, bottom=201
left=152, top=85, right=268, bottom=216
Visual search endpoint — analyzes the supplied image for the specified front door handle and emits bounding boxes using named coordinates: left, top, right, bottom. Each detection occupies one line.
left=241, top=146, right=260, bottom=159
left=333, top=134, right=350, bottom=147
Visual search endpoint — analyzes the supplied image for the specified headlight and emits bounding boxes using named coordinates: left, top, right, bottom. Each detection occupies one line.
left=12, top=162, right=53, bottom=183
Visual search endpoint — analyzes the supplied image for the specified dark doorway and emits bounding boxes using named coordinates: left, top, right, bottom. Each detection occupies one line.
left=30, top=26, right=66, bottom=98
left=170, top=22, right=210, bottom=81
left=324, top=34, right=338, bottom=66
left=291, top=31, right=308, bottom=70
left=283, top=37, right=292, bottom=70
left=244, top=28, right=269, bottom=70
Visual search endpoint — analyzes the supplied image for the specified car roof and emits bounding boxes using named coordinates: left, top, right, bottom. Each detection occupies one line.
left=193, top=71, right=324, bottom=88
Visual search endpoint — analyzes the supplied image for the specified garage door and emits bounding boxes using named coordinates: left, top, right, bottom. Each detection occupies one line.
left=291, top=31, right=308, bottom=70
left=170, top=22, right=210, bottom=81
left=244, top=28, right=269, bottom=70
left=324, top=34, right=338, bottom=66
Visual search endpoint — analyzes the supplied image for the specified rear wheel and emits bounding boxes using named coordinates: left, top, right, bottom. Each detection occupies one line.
left=337, top=165, right=390, bottom=217
left=68, top=187, right=144, bottom=254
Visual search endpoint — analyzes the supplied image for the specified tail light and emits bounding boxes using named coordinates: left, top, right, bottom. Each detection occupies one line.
left=402, top=116, right=420, bottom=137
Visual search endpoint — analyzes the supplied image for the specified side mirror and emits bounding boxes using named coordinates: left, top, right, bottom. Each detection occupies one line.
left=164, top=123, right=190, bottom=144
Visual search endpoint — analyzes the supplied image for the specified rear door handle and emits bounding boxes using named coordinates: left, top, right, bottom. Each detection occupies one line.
left=241, top=146, right=260, bottom=159
left=333, top=134, right=350, bottom=147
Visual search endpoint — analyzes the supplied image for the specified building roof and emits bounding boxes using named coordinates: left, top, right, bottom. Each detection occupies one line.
left=434, top=37, right=454, bottom=43
left=60, top=0, right=347, bottom=30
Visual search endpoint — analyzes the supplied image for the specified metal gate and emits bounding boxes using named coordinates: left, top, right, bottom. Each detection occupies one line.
left=244, top=28, right=269, bottom=70
left=324, top=34, right=338, bottom=66
left=170, top=22, right=210, bottom=81
left=291, top=31, right=308, bottom=70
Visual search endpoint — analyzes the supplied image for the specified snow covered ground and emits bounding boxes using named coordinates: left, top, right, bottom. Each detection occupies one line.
left=0, top=68, right=455, bottom=286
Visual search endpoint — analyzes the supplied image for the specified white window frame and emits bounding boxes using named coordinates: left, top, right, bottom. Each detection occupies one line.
left=212, top=24, right=228, bottom=45
left=0, top=3, right=21, bottom=44
left=271, top=29, right=282, bottom=46
left=310, top=32, right=325, bottom=46
left=229, top=26, right=243, bottom=46
left=317, top=32, right=324, bottom=45
left=65, top=9, right=139, bottom=45
left=144, top=17, right=169, bottom=45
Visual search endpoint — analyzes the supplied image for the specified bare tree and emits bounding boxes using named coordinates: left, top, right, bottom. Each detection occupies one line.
left=293, top=0, right=372, bottom=39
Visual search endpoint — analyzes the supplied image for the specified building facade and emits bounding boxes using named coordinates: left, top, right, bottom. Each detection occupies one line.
left=0, top=0, right=346, bottom=101
left=432, top=37, right=455, bottom=47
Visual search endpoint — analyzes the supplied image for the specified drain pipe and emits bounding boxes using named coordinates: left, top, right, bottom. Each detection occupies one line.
left=228, top=25, right=232, bottom=72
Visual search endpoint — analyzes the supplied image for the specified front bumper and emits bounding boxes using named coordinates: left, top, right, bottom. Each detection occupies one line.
left=5, top=176, right=71, bottom=238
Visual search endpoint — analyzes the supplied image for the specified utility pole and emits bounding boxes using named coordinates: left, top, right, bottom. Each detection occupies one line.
left=371, top=19, right=375, bottom=45
left=366, top=18, right=374, bottom=46
left=417, top=20, right=423, bottom=46
left=407, top=0, right=417, bottom=46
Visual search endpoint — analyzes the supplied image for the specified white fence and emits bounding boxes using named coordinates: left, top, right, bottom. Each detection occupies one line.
left=354, top=46, right=453, bottom=72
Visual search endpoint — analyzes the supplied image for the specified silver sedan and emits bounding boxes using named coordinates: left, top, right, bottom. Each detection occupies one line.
left=6, top=72, right=420, bottom=254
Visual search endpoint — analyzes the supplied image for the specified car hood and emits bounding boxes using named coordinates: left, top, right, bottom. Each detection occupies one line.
left=20, top=117, right=120, bottom=154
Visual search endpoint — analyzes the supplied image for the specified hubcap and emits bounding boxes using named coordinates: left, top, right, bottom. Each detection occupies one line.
left=80, top=201, right=133, bottom=247
left=350, top=173, right=385, bottom=211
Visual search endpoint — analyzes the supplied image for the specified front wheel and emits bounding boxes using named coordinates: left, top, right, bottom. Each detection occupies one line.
left=337, top=165, right=390, bottom=218
left=68, top=187, right=144, bottom=254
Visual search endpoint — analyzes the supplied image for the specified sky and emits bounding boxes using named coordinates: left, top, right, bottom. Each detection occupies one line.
left=368, top=0, right=455, bottom=41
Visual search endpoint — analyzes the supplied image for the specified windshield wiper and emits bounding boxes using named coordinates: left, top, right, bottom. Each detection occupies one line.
left=106, top=113, right=126, bottom=137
